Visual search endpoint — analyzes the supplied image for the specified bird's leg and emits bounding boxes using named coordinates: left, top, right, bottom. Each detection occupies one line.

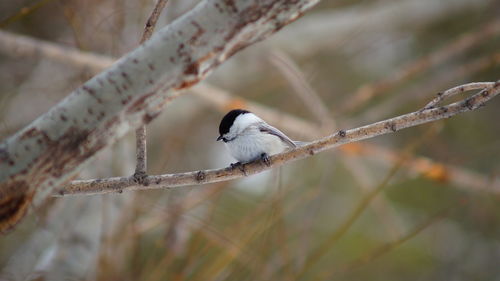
left=230, top=162, right=247, bottom=175
left=260, top=153, right=271, bottom=167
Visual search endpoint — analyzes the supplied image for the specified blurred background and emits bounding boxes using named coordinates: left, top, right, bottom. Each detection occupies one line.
left=0, top=0, right=499, bottom=280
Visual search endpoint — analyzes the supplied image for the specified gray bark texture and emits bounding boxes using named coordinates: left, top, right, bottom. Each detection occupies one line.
left=0, top=0, right=320, bottom=233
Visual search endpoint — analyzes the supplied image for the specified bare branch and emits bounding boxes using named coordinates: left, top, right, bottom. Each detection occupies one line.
left=193, top=84, right=500, bottom=193
left=140, top=0, right=169, bottom=45
left=134, top=125, right=148, bottom=180
left=0, top=0, right=321, bottom=232
left=355, top=53, right=500, bottom=122
left=0, top=29, right=318, bottom=138
left=134, top=0, right=169, bottom=181
left=57, top=82, right=500, bottom=196
left=422, top=82, right=493, bottom=110
left=340, top=19, right=500, bottom=113
left=0, top=31, right=495, bottom=194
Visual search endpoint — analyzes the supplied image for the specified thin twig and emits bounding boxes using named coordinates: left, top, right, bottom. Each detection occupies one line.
left=270, top=50, right=336, bottom=130
left=134, top=126, right=148, bottom=181
left=140, top=0, right=168, bottom=44
left=56, top=81, right=500, bottom=196
left=134, top=0, right=169, bottom=182
left=355, top=53, right=500, bottom=122
left=340, top=19, right=500, bottom=113
left=422, top=82, right=492, bottom=110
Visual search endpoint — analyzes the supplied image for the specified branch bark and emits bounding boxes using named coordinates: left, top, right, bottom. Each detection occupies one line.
left=0, top=28, right=497, bottom=216
left=0, top=0, right=321, bottom=233
left=58, top=82, right=500, bottom=196
left=134, top=0, right=169, bottom=182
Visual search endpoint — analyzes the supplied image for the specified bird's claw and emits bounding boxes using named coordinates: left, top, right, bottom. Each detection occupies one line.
left=261, top=153, right=271, bottom=167
left=231, top=162, right=247, bottom=175
left=229, top=154, right=270, bottom=176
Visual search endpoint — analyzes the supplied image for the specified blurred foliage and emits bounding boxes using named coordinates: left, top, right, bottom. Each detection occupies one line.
left=0, top=0, right=499, bottom=280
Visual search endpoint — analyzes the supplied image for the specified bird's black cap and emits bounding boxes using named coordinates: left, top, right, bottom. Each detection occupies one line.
left=218, top=109, right=250, bottom=137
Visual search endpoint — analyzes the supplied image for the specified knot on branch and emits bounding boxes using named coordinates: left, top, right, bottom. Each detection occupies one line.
left=133, top=171, right=149, bottom=186
left=196, top=171, right=206, bottom=182
left=384, top=121, right=397, bottom=132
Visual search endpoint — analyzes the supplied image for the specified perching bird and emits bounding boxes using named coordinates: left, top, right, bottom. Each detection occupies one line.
left=217, top=109, right=301, bottom=166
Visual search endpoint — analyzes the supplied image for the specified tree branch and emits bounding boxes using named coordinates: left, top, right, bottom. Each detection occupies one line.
left=57, top=82, right=500, bottom=196
left=140, top=0, right=169, bottom=44
left=0, top=30, right=496, bottom=194
left=422, top=82, right=493, bottom=110
left=134, top=0, right=169, bottom=182
left=0, top=0, right=321, bottom=233
left=340, top=19, right=500, bottom=113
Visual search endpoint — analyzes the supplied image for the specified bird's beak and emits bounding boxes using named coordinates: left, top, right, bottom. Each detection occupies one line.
left=217, top=135, right=223, bottom=141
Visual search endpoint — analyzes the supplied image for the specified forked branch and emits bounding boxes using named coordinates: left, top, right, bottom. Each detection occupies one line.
left=134, top=0, right=169, bottom=183
left=0, top=0, right=321, bottom=233
left=58, top=82, right=500, bottom=196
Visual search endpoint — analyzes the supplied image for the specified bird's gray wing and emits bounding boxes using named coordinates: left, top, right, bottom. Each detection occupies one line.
left=257, top=122, right=296, bottom=148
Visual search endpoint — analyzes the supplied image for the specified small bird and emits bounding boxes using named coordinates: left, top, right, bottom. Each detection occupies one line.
left=217, top=109, right=299, bottom=167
